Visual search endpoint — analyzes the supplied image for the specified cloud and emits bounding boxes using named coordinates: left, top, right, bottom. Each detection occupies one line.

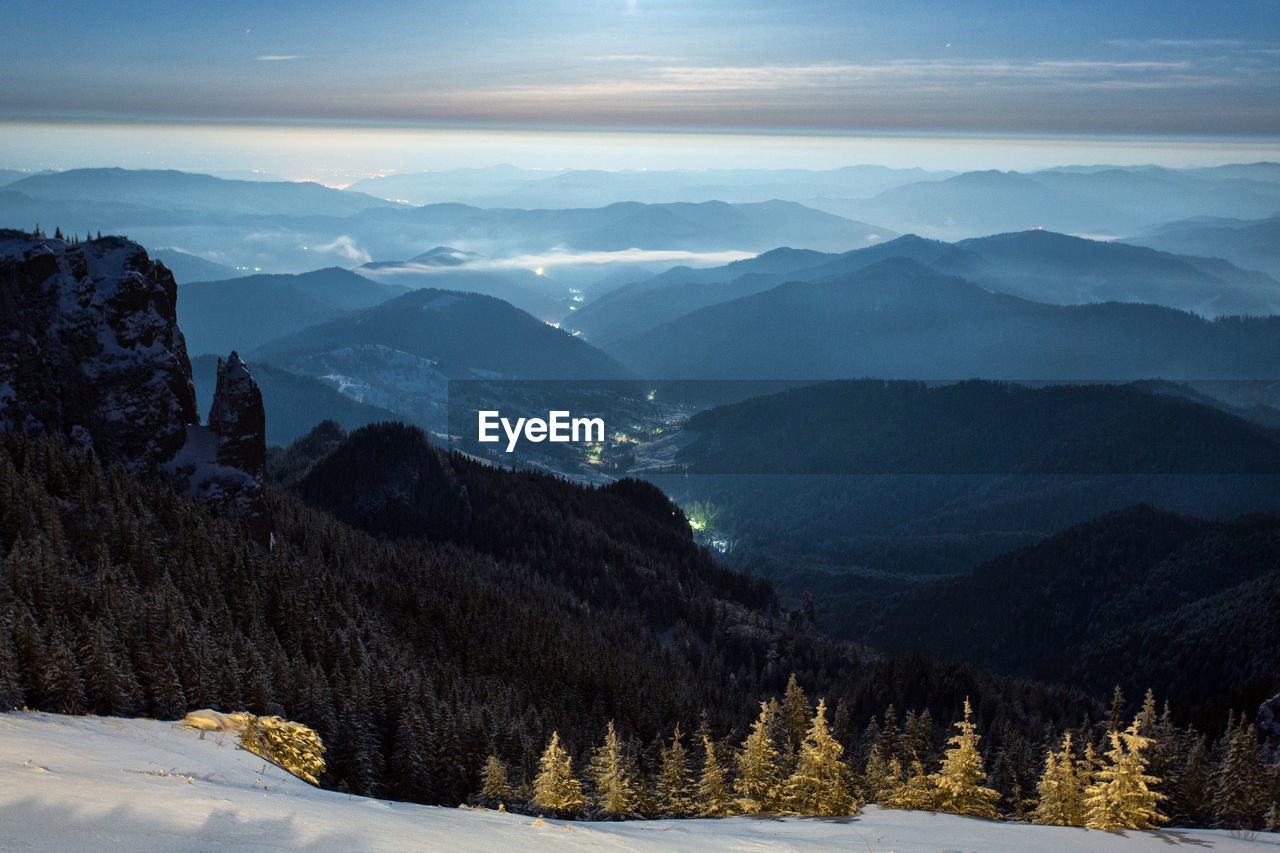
left=256, top=55, right=302, bottom=62
left=442, top=56, right=1239, bottom=104
left=363, top=248, right=756, bottom=275
left=314, top=235, right=371, bottom=264
left=1106, top=38, right=1246, bottom=50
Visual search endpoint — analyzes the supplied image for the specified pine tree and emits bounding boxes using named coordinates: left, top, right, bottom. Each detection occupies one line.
left=932, top=698, right=1000, bottom=820
left=1137, top=689, right=1158, bottom=732
left=833, top=699, right=851, bottom=750
left=697, top=734, right=731, bottom=817
left=0, top=616, right=25, bottom=710
left=533, top=731, right=584, bottom=816
left=735, top=701, right=782, bottom=813
left=390, top=705, right=432, bottom=802
left=782, top=674, right=810, bottom=760
left=903, top=709, right=933, bottom=769
left=1108, top=686, right=1126, bottom=733
left=1265, top=802, right=1277, bottom=832
left=1084, top=718, right=1167, bottom=830
left=1170, top=728, right=1213, bottom=826
left=589, top=721, right=635, bottom=817
left=1212, top=722, right=1267, bottom=830
left=882, top=755, right=937, bottom=812
left=480, top=754, right=512, bottom=800
left=864, top=738, right=893, bottom=803
left=1034, top=732, right=1086, bottom=826
left=656, top=724, right=694, bottom=817
left=787, top=699, right=857, bottom=816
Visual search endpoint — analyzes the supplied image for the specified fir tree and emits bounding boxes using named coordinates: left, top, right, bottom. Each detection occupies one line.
left=1034, top=732, right=1086, bottom=826
left=656, top=724, right=694, bottom=817
left=588, top=721, right=636, bottom=817
left=480, top=754, right=512, bottom=801
left=932, top=698, right=1000, bottom=820
left=697, top=734, right=731, bottom=817
left=1108, top=686, right=1126, bottom=733
left=1213, top=722, right=1268, bottom=830
left=735, top=701, right=782, bottom=813
left=1084, top=718, right=1167, bottom=830
left=781, top=674, right=810, bottom=761
left=903, top=709, right=933, bottom=769
left=833, top=699, right=851, bottom=750
left=787, top=699, right=857, bottom=816
left=0, top=616, right=25, bottom=710
left=390, top=705, right=432, bottom=802
left=1170, top=728, right=1213, bottom=826
left=882, top=755, right=936, bottom=812
left=864, top=738, right=893, bottom=803
left=533, top=731, right=584, bottom=816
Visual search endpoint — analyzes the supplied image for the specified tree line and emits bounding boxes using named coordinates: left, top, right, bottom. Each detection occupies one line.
left=480, top=677, right=1279, bottom=832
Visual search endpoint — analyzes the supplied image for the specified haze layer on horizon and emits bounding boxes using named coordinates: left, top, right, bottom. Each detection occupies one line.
left=5, top=123, right=1280, bottom=187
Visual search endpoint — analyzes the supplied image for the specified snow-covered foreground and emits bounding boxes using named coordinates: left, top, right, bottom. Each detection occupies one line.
left=1, top=712, right=1275, bottom=853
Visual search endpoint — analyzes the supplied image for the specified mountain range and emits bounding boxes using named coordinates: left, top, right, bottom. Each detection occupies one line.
left=570, top=230, right=1280, bottom=347
left=1126, top=214, right=1280, bottom=280
left=178, top=268, right=407, bottom=355
left=609, top=257, right=1280, bottom=380
left=865, top=504, right=1280, bottom=720
left=815, top=164, right=1280, bottom=241
left=676, top=380, right=1280, bottom=475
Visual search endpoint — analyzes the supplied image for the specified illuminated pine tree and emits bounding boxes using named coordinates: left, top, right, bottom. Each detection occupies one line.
left=1034, top=732, right=1087, bottom=826
left=882, top=755, right=906, bottom=803
left=932, top=698, right=1000, bottom=820
left=480, top=754, right=512, bottom=800
left=787, top=699, right=858, bottom=816
left=697, top=734, right=732, bottom=817
left=735, top=701, right=782, bottom=813
left=533, top=731, right=584, bottom=816
left=656, top=724, right=694, bottom=817
left=882, top=754, right=937, bottom=812
left=1212, top=722, right=1268, bottom=831
left=1084, top=718, right=1167, bottom=830
left=589, top=721, right=636, bottom=817
left=864, top=739, right=893, bottom=802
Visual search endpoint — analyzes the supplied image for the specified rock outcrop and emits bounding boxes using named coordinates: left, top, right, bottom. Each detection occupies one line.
left=0, top=230, right=269, bottom=544
left=0, top=229, right=197, bottom=467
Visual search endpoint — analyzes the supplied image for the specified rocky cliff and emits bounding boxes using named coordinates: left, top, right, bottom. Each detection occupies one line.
left=0, top=229, right=269, bottom=544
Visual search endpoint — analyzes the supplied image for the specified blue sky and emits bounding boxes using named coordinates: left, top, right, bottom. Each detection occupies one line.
left=4, top=0, right=1277, bottom=136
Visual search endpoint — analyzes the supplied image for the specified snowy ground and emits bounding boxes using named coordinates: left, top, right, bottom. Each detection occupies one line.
left=1, top=711, right=1276, bottom=852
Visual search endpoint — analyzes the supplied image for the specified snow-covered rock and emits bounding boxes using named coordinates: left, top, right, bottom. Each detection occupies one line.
left=0, top=230, right=269, bottom=543
left=0, top=711, right=1272, bottom=853
left=0, top=229, right=197, bottom=468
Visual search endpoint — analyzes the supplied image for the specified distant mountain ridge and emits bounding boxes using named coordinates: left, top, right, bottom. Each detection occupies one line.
left=252, top=286, right=630, bottom=380
left=1125, top=214, right=1280, bottom=280
left=178, top=268, right=407, bottom=356
left=608, top=256, right=1280, bottom=379
left=820, top=164, right=1280, bottom=240
left=568, top=230, right=1279, bottom=348
left=676, top=379, right=1280, bottom=474
left=360, top=198, right=892, bottom=254
left=865, top=504, right=1280, bottom=714
left=5, top=168, right=400, bottom=217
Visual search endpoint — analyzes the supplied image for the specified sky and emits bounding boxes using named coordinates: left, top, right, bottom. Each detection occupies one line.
left=2, top=0, right=1278, bottom=177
